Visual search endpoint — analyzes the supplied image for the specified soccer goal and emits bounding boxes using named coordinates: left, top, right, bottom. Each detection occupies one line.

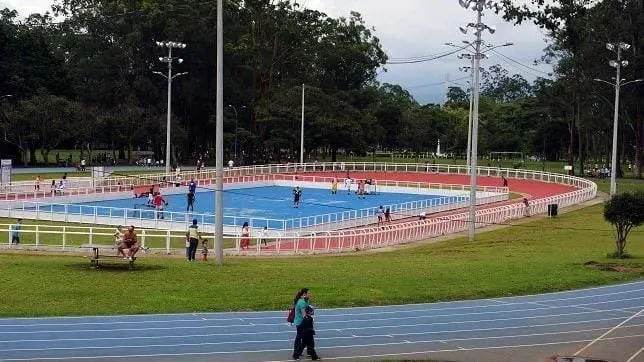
left=489, top=152, right=524, bottom=168
left=489, top=152, right=524, bottom=162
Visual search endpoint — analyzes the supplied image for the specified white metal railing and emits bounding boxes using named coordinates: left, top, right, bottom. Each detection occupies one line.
left=0, top=162, right=597, bottom=255
left=0, top=172, right=507, bottom=232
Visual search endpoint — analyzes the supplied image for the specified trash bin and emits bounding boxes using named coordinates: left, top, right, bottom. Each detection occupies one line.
left=547, top=204, right=558, bottom=217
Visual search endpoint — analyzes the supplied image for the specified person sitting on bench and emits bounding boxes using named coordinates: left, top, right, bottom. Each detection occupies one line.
left=121, top=225, right=140, bottom=261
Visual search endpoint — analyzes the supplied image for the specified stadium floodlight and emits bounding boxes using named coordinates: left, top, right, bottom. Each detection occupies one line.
left=154, top=40, right=188, bottom=175
left=596, top=42, right=633, bottom=196
left=457, top=0, right=498, bottom=241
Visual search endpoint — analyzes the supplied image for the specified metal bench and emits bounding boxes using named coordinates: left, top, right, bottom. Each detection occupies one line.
left=80, top=244, right=137, bottom=270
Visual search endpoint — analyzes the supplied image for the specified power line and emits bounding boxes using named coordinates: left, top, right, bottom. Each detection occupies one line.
left=387, top=44, right=470, bottom=65
left=407, top=76, right=470, bottom=90
left=490, top=49, right=553, bottom=77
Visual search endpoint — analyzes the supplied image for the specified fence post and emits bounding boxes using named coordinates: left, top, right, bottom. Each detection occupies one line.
left=141, top=229, right=146, bottom=249
left=166, top=229, right=171, bottom=254
left=35, top=225, right=39, bottom=247
left=89, top=227, right=93, bottom=246
left=62, top=226, right=66, bottom=249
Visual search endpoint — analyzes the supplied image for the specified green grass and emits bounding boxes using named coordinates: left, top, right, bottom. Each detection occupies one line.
left=10, top=169, right=163, bottom=182
left=1, top=204, right=643, bottom=317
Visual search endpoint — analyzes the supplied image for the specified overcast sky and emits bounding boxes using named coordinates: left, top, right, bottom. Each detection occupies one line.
left=7, top=0, right=554, bottom=104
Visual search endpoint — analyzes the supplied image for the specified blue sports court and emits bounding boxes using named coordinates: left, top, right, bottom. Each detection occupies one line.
left=31, top=186, right=467, bottom=229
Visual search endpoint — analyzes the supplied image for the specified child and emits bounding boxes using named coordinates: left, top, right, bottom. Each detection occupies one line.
left=201, top=239, right=208, bottom=261
left=295, top=306, right=319, bottom=360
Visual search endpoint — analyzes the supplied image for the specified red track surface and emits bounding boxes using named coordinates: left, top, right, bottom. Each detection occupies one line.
left=251, top=171, right=577, bottom=254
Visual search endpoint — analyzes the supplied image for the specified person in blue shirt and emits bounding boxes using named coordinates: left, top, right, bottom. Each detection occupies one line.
left=11, top=219, right=21, bottom=245
left=292, top=288, right=313, bottom=360
left=188, top=178, right=197, bottom=194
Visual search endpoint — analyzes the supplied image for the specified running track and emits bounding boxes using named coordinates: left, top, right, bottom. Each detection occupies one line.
left=0, top=281, right=642, bottom=362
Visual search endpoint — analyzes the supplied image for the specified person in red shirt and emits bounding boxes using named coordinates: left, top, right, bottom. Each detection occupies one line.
left=153, top=192, right=167, bottom=219
left=122, top=225, right=140, bottom=260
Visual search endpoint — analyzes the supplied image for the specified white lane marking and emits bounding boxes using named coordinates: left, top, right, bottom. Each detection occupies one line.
left=4, top=323, right=644, bottom=354
left=574, top=308, right=644, bottom=356
left=4, top=334, right=644, bottom=361
left=0, top=315, right=633, bottom=345
left=2, top=297, right=643, bottom=333
left=626, top=346, right=644, bottom=362
left=1, top=280, right=642, bottom=323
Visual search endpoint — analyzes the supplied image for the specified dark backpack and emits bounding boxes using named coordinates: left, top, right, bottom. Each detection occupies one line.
left=286, top=306, right=295, bottom=324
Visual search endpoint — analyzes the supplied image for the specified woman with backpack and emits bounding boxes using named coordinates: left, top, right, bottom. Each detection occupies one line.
left=290, top=288, right=316, bottom=360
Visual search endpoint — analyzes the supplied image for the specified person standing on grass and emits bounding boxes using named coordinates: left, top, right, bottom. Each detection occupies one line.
left=11, top=219, right=21, bottom=245
left=523, top=198, right=531, bottom=217
left=240, top=222, right=250, bottom=249
left=291, top=288, right=312, bottom=360
left=186, top=219, right=201, bottom=262
left=201, top=239, right=208, bottom=261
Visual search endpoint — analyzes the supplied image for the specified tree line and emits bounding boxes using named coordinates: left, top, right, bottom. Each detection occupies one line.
left=0, top=0, right=640, bottom=178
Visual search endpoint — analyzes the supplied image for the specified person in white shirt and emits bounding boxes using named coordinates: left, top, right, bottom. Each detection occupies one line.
left=344, top=177, right=352, bottom=195
left=259, top=226, right=269, bottom=246
left=228, top=160, right=234, bottom=169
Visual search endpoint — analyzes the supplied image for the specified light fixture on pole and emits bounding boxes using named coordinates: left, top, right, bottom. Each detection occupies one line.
left=593, top=41, right=642, bottom=196
left=214, top=0, right=224, bottom=265
left=155, top=40, right=187, bottom=175
left=458, top=0, right=498, bottom=241
left=226, top=105, right=246, bottom=160
left=446, top=41, right=512, bottom=177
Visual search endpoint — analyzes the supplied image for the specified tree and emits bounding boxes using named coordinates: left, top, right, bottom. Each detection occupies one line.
left=603, top=192, right=644, bottom=257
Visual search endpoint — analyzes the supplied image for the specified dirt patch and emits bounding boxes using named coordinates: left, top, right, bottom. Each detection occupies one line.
left=584, top=261, right=643, bottom=273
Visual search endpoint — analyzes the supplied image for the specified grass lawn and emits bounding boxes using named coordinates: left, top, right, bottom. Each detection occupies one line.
left=1, top=204, right=643, bottom=317
left=10, top=169, right=163, bottom=182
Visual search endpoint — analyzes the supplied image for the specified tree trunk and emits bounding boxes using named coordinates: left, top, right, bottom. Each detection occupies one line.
left=567, top=112, right=575, bottom=175
left=331, top=147, right=338, bottom=162
left=28, top=146, right=36, bottom=166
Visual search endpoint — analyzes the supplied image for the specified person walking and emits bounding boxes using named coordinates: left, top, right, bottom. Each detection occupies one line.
left=186, top=219, right=201, bottom=262
left=292, top=288, right=311, bottom=360
left=296, top=306, right=320, bottom=360
left=240, top=222, right=250, bottom=249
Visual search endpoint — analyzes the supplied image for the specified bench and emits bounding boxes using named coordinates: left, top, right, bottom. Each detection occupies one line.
left=80, top=244, right=138, bottom=270
left=132, top=184, right=160, bottom=198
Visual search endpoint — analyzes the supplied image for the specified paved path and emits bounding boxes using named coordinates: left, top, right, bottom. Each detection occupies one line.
left=0, top=281, right=642, bottom=362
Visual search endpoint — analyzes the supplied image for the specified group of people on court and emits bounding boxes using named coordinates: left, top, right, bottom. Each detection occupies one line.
left=333, top=175, right=375, bottom=198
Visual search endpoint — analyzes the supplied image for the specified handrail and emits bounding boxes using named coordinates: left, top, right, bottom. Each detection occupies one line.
left=0, top=162, right=597, bottom=255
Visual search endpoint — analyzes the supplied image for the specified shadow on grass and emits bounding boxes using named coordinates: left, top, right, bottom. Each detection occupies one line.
left=67, top=263, right=167, bottom=272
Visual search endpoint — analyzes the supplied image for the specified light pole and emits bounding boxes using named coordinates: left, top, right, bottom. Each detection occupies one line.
left=226, top=105, right=246, bottom=160
left=593, top=42, right=642, bottom=196
left=300, top=83, right=305, bottom=164
left=215, top=0, right=224, bottom=265
left=446, top=41, right=512, bottom=175
left=458, top=0, right=498, bottom=241
left=155, top=40, right=187, bottom=175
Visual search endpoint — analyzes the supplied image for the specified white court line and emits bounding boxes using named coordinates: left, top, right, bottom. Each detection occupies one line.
left=0, top=315, right=633, bottom=345
left=2, top=306, right=641, bottom=337
left=574, top=307, right=644, bottom=356
left=626, top=346, right=644, bottom=362
left=2, top=296, right=642, bottom=332
left=2, top=280, right=643, bottom=322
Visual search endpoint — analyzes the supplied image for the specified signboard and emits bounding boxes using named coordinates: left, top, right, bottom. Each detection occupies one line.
left=0, top=159, right=11, bottom=186
left=91, top=166, right=105, bottom=188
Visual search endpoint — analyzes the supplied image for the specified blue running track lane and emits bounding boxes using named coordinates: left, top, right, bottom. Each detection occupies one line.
left=0, top=281, right=643, bottom=362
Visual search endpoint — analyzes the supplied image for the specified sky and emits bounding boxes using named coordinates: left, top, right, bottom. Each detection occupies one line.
left=7, top=0, right=555, bottom=105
